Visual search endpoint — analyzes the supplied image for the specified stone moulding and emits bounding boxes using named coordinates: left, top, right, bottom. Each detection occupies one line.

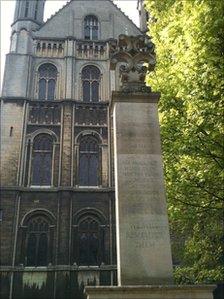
left=85, top=285, right=216, bottom=299
left=109, top=34, right=156, bottom=93
left=111, top=91, right=160, bottom=103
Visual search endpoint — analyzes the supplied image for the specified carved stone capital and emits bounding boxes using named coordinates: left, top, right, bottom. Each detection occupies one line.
left=109, top=35, right=156, bottom=93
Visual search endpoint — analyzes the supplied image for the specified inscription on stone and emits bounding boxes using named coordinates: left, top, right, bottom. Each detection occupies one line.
left=122, top=159, right=160, bottom=178
left=125, top=220, right=170, bottom=248
left=113, top=99, right=173, bottom=284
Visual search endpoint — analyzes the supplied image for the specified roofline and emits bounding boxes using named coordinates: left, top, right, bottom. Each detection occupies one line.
left=110, top=0, right=141, bottom=33
left=37, top=0, right=142, bottom=34
left=38, top=0, right=71, bottom=30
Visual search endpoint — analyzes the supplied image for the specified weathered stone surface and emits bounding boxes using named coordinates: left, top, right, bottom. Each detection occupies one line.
left=110, top=35, right=155, bottom=93
left=0, top=101, right=26, bottom=186
left=112, top=92, right=173, bottom=285
left=34, top=1, right=141, bottom=39
left=2, top=54, right=31, bottom=98
left=85, top=285, right=216, bottom=299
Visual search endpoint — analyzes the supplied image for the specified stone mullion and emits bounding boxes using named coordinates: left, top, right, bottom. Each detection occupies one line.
left=48, top=226, right=54, bottom=264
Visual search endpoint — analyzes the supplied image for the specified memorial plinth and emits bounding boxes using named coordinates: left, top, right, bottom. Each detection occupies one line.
left=112, top=91, right=173, bottom=285
left=85, top=285, right=216, bottom=299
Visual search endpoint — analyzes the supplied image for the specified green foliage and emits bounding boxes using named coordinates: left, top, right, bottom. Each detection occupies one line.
left=145, top=0, right=224, bottom=284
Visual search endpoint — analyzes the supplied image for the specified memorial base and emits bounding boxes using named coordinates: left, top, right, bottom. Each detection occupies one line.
left=85, top=285, right=216, bottom=299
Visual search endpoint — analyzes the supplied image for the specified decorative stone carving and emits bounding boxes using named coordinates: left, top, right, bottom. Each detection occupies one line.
left=76, top=41, right=108, bottom=60
left=35, top=40, right=64, bottom=57
left=75, top=104, right=107, bottom=126
left=28, top=103, right=61, bottom=125
left=109, top=35, right=156, bottom=93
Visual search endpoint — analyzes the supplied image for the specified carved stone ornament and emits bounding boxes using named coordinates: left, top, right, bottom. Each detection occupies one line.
left=109, top=34, right=156, bottom=93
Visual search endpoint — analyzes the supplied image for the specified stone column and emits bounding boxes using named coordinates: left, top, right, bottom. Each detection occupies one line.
left=112, top=91, right=173, bottom=285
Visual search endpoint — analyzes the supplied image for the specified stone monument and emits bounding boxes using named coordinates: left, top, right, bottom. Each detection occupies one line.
left=85, top=35, right=215, bottom=299
left=110, top=34, right=173, bottom=285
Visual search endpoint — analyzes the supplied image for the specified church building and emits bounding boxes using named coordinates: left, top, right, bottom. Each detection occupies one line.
left=0, top=1, right=147, bottom=298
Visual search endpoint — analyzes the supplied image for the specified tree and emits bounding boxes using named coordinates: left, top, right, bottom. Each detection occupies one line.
left=145, top=0, right=224, bottom=284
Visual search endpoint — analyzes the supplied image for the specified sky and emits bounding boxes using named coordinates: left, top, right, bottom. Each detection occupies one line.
left=0, top=0, right=139, bottom=89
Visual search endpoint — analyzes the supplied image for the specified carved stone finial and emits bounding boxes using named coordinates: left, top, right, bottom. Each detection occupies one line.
left=109, top=35, right=156, bottom=93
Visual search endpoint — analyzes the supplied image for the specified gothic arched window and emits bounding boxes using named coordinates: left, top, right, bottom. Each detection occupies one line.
left=19, top=211, right=55, bottom=267
left=84, top=15, right=99, bottom=40
left=24, top=1, right=29, bottom=18
left=38, top=64, right=57, bottom=100
left=79, top=135, right=100, bottom=186
left=26, top=215, right=50, bottom=266
left=31, top=134, right=53, bottom=186
left=78, top=216, right=103, bottom=265
left=82, top=66, right=100, bottom=102
left=34, top=0, right=38, bottom=20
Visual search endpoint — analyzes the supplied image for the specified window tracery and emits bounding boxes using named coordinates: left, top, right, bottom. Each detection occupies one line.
left=78, top=216, right=101, bottom=265
left=78, top=135, right=100, bottom=186
left=82, top=65, right=100, bottom=102
left=25, top=1, right=29, bottom=18
left=20, top=212, right=55, bottom=267
left=34, top=0, right=38, bottom=20
left=72, top=210, right=107, bottom=266
left=25, top=216, right=50, bottom=266
left=31, top=134, right=53, bottom=186
left=38, top=63, right=57, bottom=100
left=84, top=15, right=99, bottom=40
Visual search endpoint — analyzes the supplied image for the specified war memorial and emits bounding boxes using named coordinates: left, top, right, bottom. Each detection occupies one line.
left=85, top=34, right=215, bottom=299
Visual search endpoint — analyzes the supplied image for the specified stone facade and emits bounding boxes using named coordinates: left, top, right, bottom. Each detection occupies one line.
left=0, top=1, right=143, bottom=299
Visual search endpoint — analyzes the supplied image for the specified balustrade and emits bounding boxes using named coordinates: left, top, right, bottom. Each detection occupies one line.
left=35, top=40, right=64, bottom=57
left=76, top=41, right=108, bottom=60
left=34, top=39, right=109, bottom=60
